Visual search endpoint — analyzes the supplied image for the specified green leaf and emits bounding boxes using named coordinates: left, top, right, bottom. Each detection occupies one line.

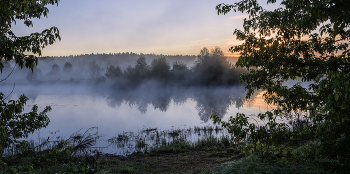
left=334, top=93, right=339, bottom=101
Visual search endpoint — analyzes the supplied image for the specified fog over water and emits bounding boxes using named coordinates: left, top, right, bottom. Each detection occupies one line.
left=2, top=82, right=269, bottom=155
left=2, top=83, right=257, bottom=133
left=1, top=50, right=276, bottom=155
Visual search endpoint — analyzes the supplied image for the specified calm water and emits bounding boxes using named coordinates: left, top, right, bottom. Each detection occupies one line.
left=3, top=83, right=272, bottom=155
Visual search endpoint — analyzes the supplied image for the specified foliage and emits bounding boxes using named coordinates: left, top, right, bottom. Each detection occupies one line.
left=45, top=63, right=61, bottom=78
left=122, top=54, right=150, bottom=83
left=0, top=94, right=51, bottom=157
left=134, top=54, right=150, bottom=76
left=107, top=47, right=246, bottom=88
left=123, top=65, right=136, bottom=82
left=88, top=60, right=103, bottom=80
left=0, top=0, right=61, bottom=72
left=212, top=0, right=350, bottom=172
left=105, top=65, right=122, bottom=80
left=63, top=62, right=73, bottom=74
left=172, top=61, right=189, bottom=81
left=150, top=57, right=171, bottom=80
left=0, top=127, right=100, bottom=173
left=0, top=0, right=60, bottom=163
left=192, top=47, right=241, bottom=86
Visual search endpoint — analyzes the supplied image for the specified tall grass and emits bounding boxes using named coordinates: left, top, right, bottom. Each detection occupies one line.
left=107, top=125, right=232, bottom=156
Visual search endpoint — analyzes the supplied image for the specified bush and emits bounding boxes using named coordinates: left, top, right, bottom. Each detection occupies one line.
left=0, top=94, right=51, bottom=158
left=105, top=65, right=123, bottom=80
left=214, top=0, right=350, bottom=172
left=150, top=57, right=171, bottom=81
left=192, top=47, right=239, bottom=86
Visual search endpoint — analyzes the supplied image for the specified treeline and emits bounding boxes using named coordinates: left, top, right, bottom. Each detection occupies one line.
left=105, top=47, right=247, bottom=88
left=39, top=52, right=198, bottom=71
left=0, top=61, right=76, bottom=83
left=0, top=47, right=246, bottom=86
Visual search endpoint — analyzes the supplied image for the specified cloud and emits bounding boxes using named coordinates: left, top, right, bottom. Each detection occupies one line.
left=224, top=38, right=245, bottom=45
left=190, top=38, right=209, bottom=44
left=230, top=14, right=249, bottom=19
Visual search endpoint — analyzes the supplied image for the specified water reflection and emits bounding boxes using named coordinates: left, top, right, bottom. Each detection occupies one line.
left=106, top=126, right=228, bottom=156
left=3, top=83, right=265, bottom=155
left=104, top=85, right=247, bottom=122
left=3, top=82, right=252, bottom=124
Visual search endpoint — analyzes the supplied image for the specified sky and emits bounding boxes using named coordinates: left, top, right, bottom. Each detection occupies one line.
left=12, top=0, right=280, bottom=57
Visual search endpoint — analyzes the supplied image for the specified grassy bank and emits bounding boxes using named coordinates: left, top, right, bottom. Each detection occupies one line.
left=1, top=131, right=242, bottom=173
left=0, top=126, right=331, bottom=173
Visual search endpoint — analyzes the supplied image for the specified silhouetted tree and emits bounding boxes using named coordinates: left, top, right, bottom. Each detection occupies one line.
left=26, top=67, right=42, bottom=82
left=52, top=64, right=60, bottom=72
left=172, top=61, right=189, bottom=82
left=192, top=47, right=234, bottom=86
left=133, top=54, right=150, bottom=82
left=104, top=48, right=244, bottom=87
left=63, top=62, right=73, bottom=74
left=134, top=54, right=149, bottom=75
left=105, top=65, right=123, bottom=80
left=198, top=47, right=210, bottom=62
left=26, top=70, right=37, bottom=82
left=123, top=65, right=136, bottom=81
left=88, top=60, right=103, bottom=80
left=46, top=63, right=61, bottom=78
left=150, top=57, right=171, bottom=81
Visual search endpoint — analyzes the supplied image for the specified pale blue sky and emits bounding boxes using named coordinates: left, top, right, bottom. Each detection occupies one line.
left=12, top=0, right=280, bottom=57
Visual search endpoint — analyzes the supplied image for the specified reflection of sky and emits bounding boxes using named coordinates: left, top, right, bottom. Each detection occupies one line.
left=10, top=0, right=281, bottom=57
left=4, top=84, right=273, bottom=138
left=4, top=83, right=278, bottom=155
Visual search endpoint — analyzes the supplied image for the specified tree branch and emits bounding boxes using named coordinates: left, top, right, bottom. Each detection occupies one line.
left=0, top=64, right=16, bottom=83
left=2, top=83, right=15, bottom=101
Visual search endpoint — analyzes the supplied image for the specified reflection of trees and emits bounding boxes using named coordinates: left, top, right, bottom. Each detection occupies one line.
left=136, top=101, right=148, bottom=114
left=26, top=92, right=39, bottom=102
left=105, top=92, right=123, bottom=108
left=150, top=90, right=171, bottom=112
left=193, top=88, right=245, bottom=122
left=104, top=85, right=247, bottom=122
left=172, top=88, right=188, bottom=105
left=106, top=86, right=172, bottom=114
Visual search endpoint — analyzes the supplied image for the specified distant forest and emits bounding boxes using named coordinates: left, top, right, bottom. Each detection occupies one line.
left=1, top=47, right=247, bottom=87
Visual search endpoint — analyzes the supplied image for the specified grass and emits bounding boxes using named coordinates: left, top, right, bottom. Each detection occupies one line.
left=207, top=154, right=332, bottom=174
left=0, top=126, right=333, bottom=173
left=100, top=135, right=243, bottom=174
left=106, top=125, right=230, bottom=156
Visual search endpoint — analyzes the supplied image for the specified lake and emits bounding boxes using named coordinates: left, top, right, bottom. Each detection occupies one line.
left=2, top=83, right=273, bottom=155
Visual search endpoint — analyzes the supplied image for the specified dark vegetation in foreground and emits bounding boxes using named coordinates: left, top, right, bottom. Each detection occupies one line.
left=0, top=126, right=236, bottom=173
left=211, top=0, right=350, bottom=173
left=0, top=126, right=329, bottom=174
